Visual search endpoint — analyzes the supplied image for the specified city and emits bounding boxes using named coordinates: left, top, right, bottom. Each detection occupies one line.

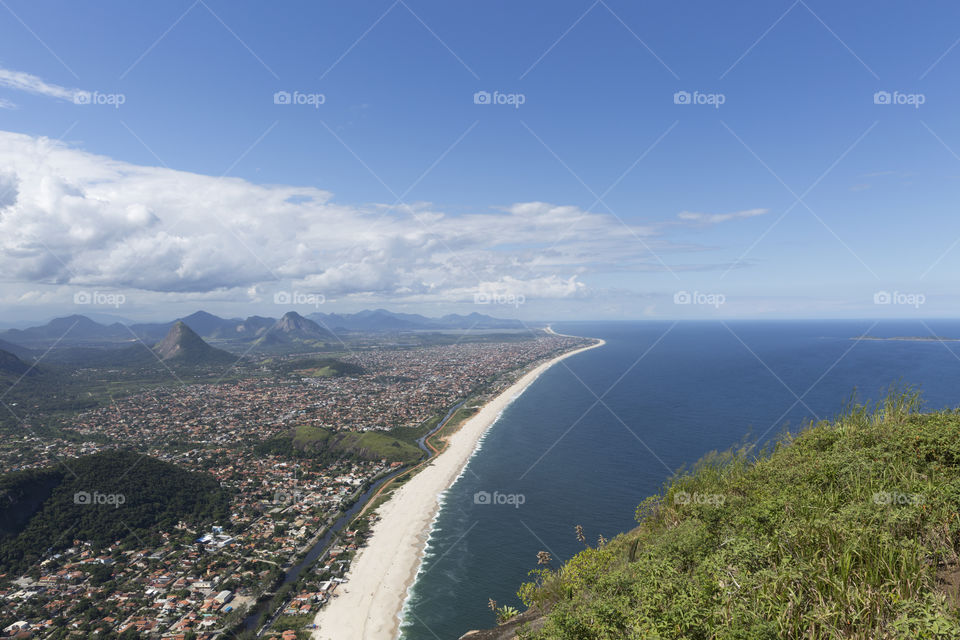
left=0, top=331, right=587, bottom=639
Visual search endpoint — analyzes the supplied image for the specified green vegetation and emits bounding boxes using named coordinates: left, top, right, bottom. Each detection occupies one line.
left=0, top=450, right=233, bottom=573
left=336, top=430, right=423, bottom=463
left=517, top=390, right=960, bottom=639
left=497, top=605, right=521, bottom=624
left=439, top=403, right=480, bottom=436
left=292, top=424, right=332, bottom=448
left=268, top=613, right=313, bottom=638
left=278, top=356, right=366, bottom=378
left=256, top=425, right=422, bottom=464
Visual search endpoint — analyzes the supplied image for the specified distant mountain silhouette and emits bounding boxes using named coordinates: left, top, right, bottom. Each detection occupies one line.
left=2, top=315, right=128, bottom=344
left=5, top=309, right=528, bottom=357
left=276, top=311, right=330, bottom=337
left=0, top=338, right=34, bottom=360
left=179, top=310, right=242, bottom=338
left=255, top=311, right=332, bottom=348
left=234, top=315, right=275, bottom=338
left=155, top=322, right=235, bottom=365
left=0, top=349, right=33, bottom=377
left=308, top=308, right=525, bottom=331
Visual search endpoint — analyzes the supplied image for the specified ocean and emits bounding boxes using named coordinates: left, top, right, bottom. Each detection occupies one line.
left=398, top=320, right=960, bottom=640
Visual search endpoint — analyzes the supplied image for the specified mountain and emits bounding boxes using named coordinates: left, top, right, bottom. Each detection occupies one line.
left=130, top=311, right=240, bottom=342
left=0, top=338, right=34, bottom=360
left=436, top=312, right=526, bottom=330
left=0, top=349, right=33, bottom=377
left=275, top=310, right=331, bottom=337
left=2, top=309, right=527, bottom=358
left=2, top=315, right=129, bottom=345
left=310, top=309, right=429, bottom=331
left=0, top=450, right=232, bottom=573
left=154, top=321, right=235, bottom=365
left=255, top=311, right=333, bottom=348
left=308, top=308, right=525, bottom=332
left=179, top=310, right=239, bottom=338
left=235, top=315, right=275, bottom=338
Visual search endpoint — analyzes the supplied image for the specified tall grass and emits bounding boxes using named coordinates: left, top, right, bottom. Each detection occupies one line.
left=517, top=389, right=960, bottom=639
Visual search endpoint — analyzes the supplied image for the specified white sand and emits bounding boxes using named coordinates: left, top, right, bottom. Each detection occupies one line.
left=311, top=335, right=604, bottom=640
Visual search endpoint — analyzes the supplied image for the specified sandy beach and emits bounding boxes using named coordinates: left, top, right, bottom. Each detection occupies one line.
left=311, top=332, right=604, bottom=640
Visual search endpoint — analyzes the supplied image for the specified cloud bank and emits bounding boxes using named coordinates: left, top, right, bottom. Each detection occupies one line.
left=0, top=131, right=691, bottom=304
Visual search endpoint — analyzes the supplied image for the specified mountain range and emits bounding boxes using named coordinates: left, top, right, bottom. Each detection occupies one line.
left=309, top=309, right=526, bottom=332
left=0, top=309, right=526, bottom=351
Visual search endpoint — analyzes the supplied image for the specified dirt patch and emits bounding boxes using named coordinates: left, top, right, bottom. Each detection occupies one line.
left=938, top=559, right=960, bottom=608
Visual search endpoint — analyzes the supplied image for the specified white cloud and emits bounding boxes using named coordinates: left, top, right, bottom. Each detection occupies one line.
left=677, top=208, right=768, bottom=225
left=0, top=131, right=686, bottom=304
left=0, top=67, right=83, bottom=102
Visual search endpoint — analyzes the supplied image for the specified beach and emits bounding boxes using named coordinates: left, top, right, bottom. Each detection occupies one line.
left=311, top=333, right=604, bottom=640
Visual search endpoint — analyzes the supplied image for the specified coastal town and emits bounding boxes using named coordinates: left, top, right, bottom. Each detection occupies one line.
left=0, top=333, right=588, bottom=639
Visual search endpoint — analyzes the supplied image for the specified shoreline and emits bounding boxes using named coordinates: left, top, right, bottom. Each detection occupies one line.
left=311, top=332, right=605, bottom=640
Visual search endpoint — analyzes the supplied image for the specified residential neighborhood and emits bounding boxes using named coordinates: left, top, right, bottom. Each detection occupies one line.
left=0, top=334, right=584, bottom=638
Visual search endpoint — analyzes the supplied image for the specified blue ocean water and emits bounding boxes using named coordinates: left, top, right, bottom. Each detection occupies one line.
left=399, top=320, right=960, bottom=640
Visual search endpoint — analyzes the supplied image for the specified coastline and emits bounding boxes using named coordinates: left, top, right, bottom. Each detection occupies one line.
left=311, top=332, right=605, bottom=640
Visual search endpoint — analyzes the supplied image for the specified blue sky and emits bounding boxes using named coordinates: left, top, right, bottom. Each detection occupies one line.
left=1, top=0, right=960, bottom=322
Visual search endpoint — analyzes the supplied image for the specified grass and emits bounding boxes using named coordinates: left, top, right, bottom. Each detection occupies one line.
left=268, top=613, right=314, bottom=639
left=292, top=425, right=331, bottom=448
left=334, top=430, right=423, bottom=464
left=516, top=389, right=960, bottom=640
left=296, top=365, right=336, bottom=378
left=281, top=424, right=421, bottom=464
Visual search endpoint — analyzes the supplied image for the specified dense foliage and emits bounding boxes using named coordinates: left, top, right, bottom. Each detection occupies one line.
left=518, top=390, right=960, bottom=639
left=0, top=450, right=232, bottom=572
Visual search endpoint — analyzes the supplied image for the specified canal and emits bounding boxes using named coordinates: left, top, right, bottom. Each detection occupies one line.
left=241, top=400, right=464, bottom=635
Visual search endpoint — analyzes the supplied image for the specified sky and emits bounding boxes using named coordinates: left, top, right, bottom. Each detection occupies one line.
left=1, top=0, right=960, bottom=323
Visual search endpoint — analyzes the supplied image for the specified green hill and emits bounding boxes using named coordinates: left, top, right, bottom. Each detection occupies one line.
left=0, top=450, right=232, bottom=573
left=0, top=348, right=34, bottom=378
left=500, top=391, right=960, bottom=640
left=332, top=429, right=423, bottom=464
left=257, top=424, right=422, bottom=465
left=155, top=321, right=236, bottom=366
left=278, top=356, right=366, bottom=378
